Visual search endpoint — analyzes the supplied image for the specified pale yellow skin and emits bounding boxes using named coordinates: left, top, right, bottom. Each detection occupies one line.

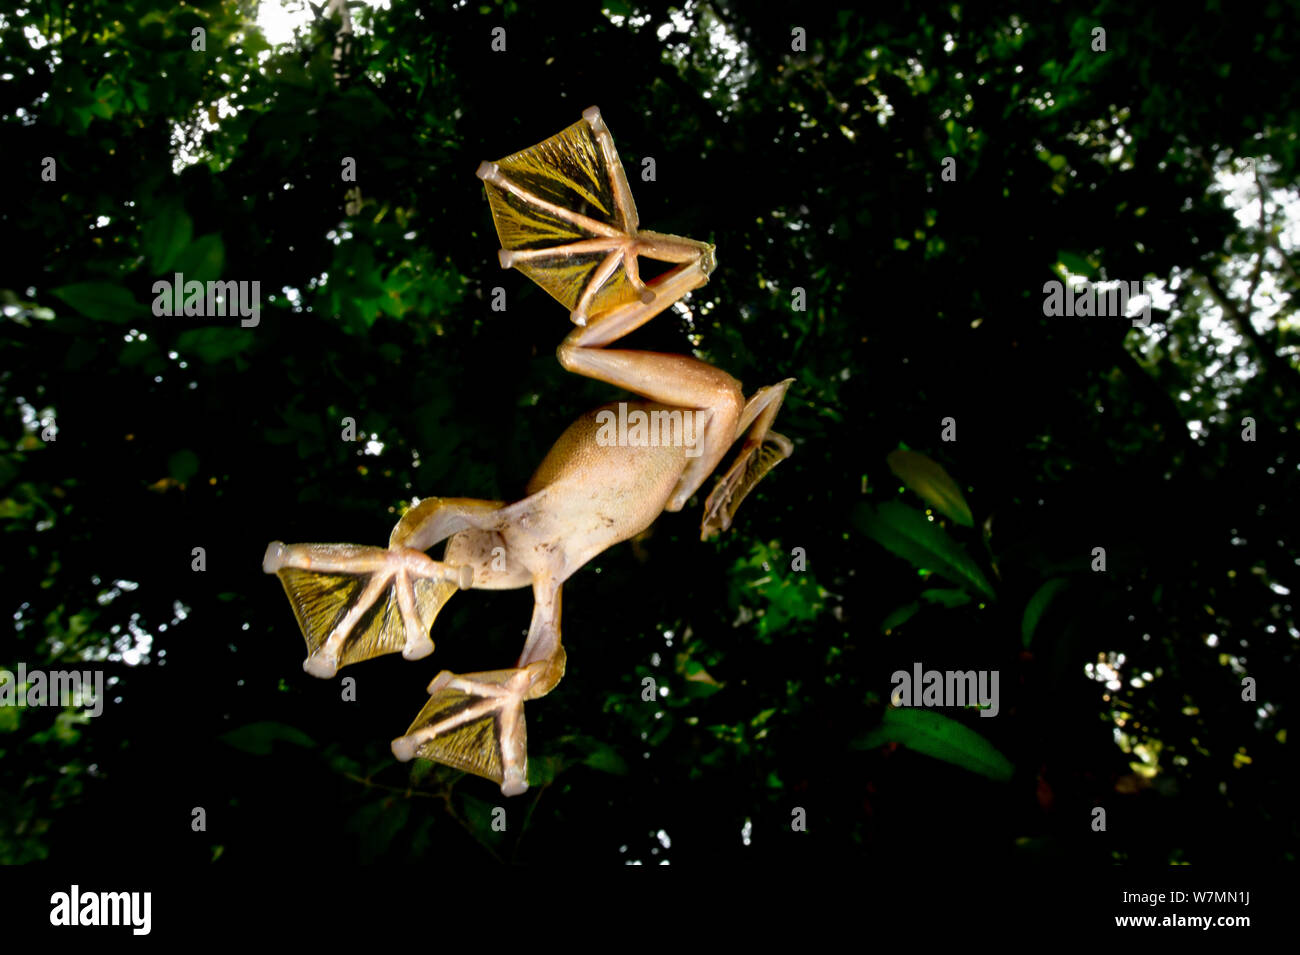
left=263, top=107, right=791, bottom=796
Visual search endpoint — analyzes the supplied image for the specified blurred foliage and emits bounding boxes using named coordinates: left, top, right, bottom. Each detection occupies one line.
left=0, top=0, right=1296, bottom=864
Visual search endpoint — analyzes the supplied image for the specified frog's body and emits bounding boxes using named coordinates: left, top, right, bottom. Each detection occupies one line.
left=263, top=108, right=792, bottom=795
left=461, top=400, right=733, bottom=589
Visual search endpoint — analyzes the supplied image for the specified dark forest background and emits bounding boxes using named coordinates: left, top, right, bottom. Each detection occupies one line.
left=1, top=0, right=1296, bottom=866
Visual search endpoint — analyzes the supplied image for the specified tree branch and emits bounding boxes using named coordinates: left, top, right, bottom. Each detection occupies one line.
left=1198, top=270, right=1297, bottom=388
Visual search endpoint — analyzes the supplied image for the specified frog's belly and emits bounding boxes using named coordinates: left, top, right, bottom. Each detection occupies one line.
left=509, top=403, right=697, bottom=577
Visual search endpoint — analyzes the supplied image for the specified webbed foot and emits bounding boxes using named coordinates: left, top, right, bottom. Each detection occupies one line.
left=391, top=665, right=551, bottom=797
left=263, top=542, right=472, bottom=678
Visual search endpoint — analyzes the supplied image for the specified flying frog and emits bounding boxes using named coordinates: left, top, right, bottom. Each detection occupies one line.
left=263, top=107, right=793, bottom=796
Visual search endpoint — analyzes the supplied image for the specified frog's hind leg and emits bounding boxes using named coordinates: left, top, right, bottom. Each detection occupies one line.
left=263, top=498, right=504, bottom=678
left=391, top=577, right=565, bottom=797
left=700, top=378, right=796, bottom=540
left=557, top=289, right=746, bottom=509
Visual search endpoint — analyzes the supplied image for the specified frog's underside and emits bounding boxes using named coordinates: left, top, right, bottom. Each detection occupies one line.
left=263, top=107, right=793, bottom=796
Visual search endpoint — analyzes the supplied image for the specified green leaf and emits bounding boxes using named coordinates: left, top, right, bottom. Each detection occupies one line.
left=0, top=498, right=35, bottom=520
left=582, top=744, right=629, bottom=776
left=329, top=752, right=362, bottom=777
left=51, top=283, right=140, bottom=323
left=458, top=793, right=505, bottom=836
left=920, top=588, right=972, bottom=608
left=172, top=234, right=225, bottom=283
left=679, top=679, right=724, bottom=698
left=129, top=80, right=150, bottom=112
left=142, top=203, right=193, bottom=272
left=176, top=327, right=253, bottom=364
left=853, top=707, right=1013, bottom=782
left=854, top=500, right=996, bottom=600
left=1022, top=578, right=1068, bottom=648
left=880, top=602, right=919, bottom=632
left=887, top=449, right=973, bottom=526
left=348, top=797, right=410, bottom=862
left=119, top=339, right=159, bottom=367
left=1057, top=250, right=1096, bottom=278
left=527, top=754, right=564, bottom=787
left=168, top=449, right=199, bottom=484
left=220, top=721, right=315, bottom=755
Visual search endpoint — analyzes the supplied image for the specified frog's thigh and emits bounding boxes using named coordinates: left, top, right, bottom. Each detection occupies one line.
left=668, top=402, right=745, bottom=511
left=561, top=344, right=741, bottom=471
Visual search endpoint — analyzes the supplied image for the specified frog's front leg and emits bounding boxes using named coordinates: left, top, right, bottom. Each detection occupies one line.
left=262, top=497, right=504, bottom=677
left=391, top=576, right=566, bottom=796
